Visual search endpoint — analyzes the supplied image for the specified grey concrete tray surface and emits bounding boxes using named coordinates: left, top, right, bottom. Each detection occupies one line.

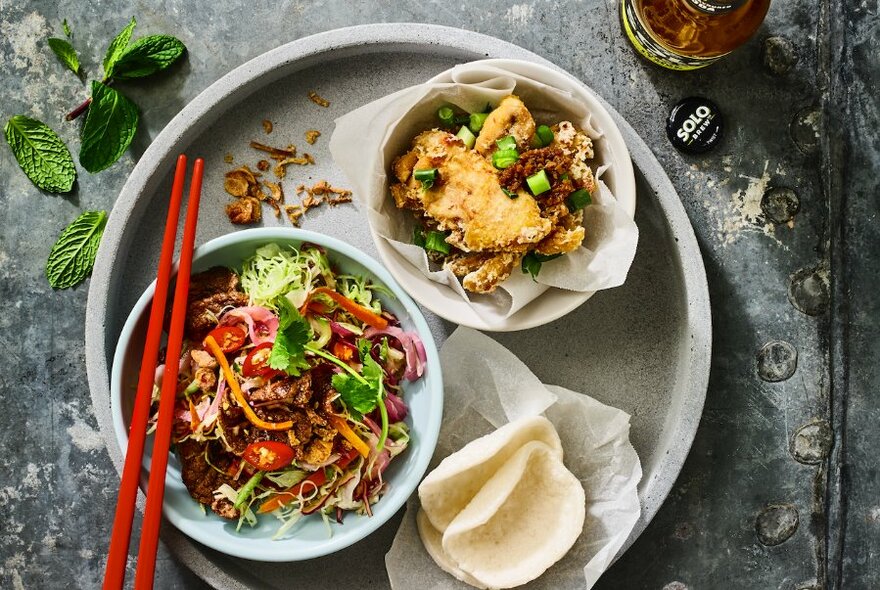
left=85, top=24, right=710, bottom=589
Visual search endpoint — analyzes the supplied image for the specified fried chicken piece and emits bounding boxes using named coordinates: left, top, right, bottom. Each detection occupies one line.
left=474, top=95, right=536, bottom=156
left=445, top=252, right=521, bottom=294
left=393, top=130, right=551, bottom=252
left=552, top=121, right=597, bottom=191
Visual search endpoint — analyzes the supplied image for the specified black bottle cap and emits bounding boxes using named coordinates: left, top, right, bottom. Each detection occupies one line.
left=666, top=97, right=723, bottom=154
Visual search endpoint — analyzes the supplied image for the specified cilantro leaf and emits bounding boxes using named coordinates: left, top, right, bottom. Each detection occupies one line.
left=332, top=339, right=385, bottom=419
left=331, top=373, right=378, bottom=420
left=4, top=115, right=76, bottom=193
left=268, top=298, right=311, bottom=376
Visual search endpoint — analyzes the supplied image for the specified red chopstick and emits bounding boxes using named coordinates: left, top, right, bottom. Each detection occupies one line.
left=134, top=157, right=204, bottom=590
left=102, top=156, right=204, bottom=590
left=103, top=154, right=188, bottom=590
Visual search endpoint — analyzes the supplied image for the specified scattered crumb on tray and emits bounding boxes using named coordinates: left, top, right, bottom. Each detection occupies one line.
left=262, top=119, right=273, bottom=134
left=305, top=129, right=321, bottom=144
left=223, top=153, right=234, bottom=164
left=308, top=90, right=330, bottom=107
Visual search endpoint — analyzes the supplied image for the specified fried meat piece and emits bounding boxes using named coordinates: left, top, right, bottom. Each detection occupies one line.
left=445, top=252, right=521, bottom=294
left=474, top=95, right=536, bottom=156
left=249, top=374, right=312, bottom=406
left=391, top=130, right=551, bottom=252
left=218, top=404, right=292, bottom=455
left=179, top=268, right=249, bottom=342
left=177, top=438, right=236, bottom=505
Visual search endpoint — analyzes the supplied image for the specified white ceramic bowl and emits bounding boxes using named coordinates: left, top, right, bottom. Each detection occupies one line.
left=110, top=228, right=443, bottom=561
left=369, top=58, right=637, bottom=332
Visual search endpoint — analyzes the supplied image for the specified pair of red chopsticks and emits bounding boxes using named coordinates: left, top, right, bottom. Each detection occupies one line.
left=103, top=155, right=204, bottom=590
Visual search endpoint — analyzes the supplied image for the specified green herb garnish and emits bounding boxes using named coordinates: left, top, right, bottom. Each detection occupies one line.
left=495, top=135, right=517, bottom=151
left=437, top=106, right=454, bottom=127
left=45, top=210, right=107, bottom=289
left=79, top=81, right=139, bottom=173
left=469, top=112, right=489, bottom=133
left=331, top=339, right=388, bottom=448
left=492, top=148, right=519, bottom=169
left=456, top=125, right=476, bottom=149
left=414, top=167, right=438, bottom=190
left=268, top=296, right=312, bottom=376
left=567, top=188, right=592, bottom=211
left=48, top=37, right=80, bottom=76
left=501, top=187, right=518, bottom=199
left=4, top=115, right=76, bottom=193
left=423, top=230, right=451, bottom=255
left=521, top=251, right=562, bottom=280
left=526, top=169, right=551, bottom=196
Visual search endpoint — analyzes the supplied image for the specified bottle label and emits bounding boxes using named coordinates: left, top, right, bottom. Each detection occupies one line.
left=685, top=0, right=748, bottom=14
left=621, top=0, right=723, bottom=70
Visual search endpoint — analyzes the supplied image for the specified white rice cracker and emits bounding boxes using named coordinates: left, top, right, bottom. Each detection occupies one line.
left=442, top=440, right=586, bottom=589
left=416, top=509, right=488, bottom=589
left=419, top=415, right=562, bottom=531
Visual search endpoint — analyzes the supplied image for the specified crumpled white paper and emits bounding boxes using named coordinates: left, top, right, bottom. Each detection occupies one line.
left=385, top=327, right=643, bottom=589
left=329, top=62, right=639, bottom=322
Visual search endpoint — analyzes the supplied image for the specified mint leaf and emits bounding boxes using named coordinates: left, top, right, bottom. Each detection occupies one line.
left=62, top=19, right=71, bottom=38
left=268, top=300, right=311, bottom=375
left=103, top=17, right=136, bottom=77
left=48, top=37, right=80, bottom=75
left=108, top=35, right=186, bottom=79
left=46, top=210, right=107, bottom=289
left=79, top=81, right=139, bottom=173
left=4, top=115, right=76, bottom=193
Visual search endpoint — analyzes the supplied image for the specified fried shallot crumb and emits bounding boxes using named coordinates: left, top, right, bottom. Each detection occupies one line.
left=262, top=119, right=273, bottom=134
left=226, top=197, right=262, bottom=224
left=274, top=153, right=314, bottom=179
left=256, top=159, right=270, bottom=171
left=308, top=91, right=330, bottom=107
left=304, top=129, right=321, bottom=144
left=223, top=153, right=234, bottom=164
left=285, top=205, right=304, bottom=226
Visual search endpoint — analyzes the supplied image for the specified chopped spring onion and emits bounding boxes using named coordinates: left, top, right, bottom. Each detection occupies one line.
left=492, top=148, right=519, bottom=169
left=567, top=188, right=592, bottom=211
left=469, top=112, right=489, bottom=133
left=495, top=135, right=517, bottom=151
left=413, top=227, right=451, bottom=255
left=453, top=114, right=471, bottom=126
left=536, top=125, right=554, bottom=146
left=456, top=125, right=476, bottom=149
left=423, top=231, right=451, bottom=255
left=526, top=170, right=551, bottom=195
left=521, top=251, right=562, bottom=280
left=233, top=472, right=265, bottom=510
left=414, top=168, right=438, bottom=189
left=412, top=226, right=426, bottom=248
left=437, top=106, right=454, bottom=127
left=501, top=187, right=518, bottom=199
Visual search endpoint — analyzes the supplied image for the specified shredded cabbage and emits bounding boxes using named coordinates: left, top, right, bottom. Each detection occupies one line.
left=239, top=243, right=335, bottom=309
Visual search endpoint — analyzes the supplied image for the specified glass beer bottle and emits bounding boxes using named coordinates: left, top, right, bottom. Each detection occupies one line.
left=622, top=0, right=771, bottom=70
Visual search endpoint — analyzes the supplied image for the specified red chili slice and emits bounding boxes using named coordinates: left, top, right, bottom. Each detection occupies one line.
left=242, top=441, right=296, bottom=471
left=205, top=325, right=247, bottom=354
left=242, top=342, right=278, bottom=377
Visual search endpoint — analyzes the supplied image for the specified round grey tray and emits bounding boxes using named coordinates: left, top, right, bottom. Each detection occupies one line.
left=85, top=24, right=710, bottom=589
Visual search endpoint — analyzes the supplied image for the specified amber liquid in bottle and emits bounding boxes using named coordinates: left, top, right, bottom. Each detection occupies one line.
left=622, top=0, right=771, bottom=70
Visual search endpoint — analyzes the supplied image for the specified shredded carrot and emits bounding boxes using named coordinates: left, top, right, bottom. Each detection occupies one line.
left=299, top=287, right=388, bottom=329
left=258, top=448, right=359, bottom=514
left=188, top=399, right=201, bottom=431
left=204, top=335, right=293, bottom=431
left=327, top=414, right=371, bottom=458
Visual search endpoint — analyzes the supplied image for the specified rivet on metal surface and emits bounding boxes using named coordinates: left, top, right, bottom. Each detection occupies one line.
left=762, top=36, right=799, bottom=76
left=755, top=503, right=799, bottom=546
left=790, top=107, right=821, bottom=154
left=756, top=340, right=798, bottom=382
left=761, top=186, right=800, bottom=225
left=790, top=419, right=833, bottom=465
left=788, top=265, right=830, bottom=316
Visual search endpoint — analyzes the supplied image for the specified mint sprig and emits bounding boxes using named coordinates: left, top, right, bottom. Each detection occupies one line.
left=103, top=17, right=137, bottom=76
left=46, top=210, right=108, bottom=289
left=48, top=37, right=80, bottom=76
left=79, top=81, right=139, bottom=173
left=107, top=34, right=186, bottom=79
left=4, top=115, right=76, bottom=193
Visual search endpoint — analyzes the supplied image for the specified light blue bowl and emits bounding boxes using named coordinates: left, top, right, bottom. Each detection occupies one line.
left=110, top=228, right=443, bottom=561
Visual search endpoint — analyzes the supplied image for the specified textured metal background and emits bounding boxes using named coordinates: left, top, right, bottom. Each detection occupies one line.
left=0, top=1, right=875, bottom=589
